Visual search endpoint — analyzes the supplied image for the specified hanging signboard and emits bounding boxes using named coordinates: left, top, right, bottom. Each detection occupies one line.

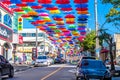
left=0, top=23, right=13, bottom=42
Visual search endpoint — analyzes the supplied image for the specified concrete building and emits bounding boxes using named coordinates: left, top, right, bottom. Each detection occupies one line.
left=16, top=28, right=56, bottom=63
left=0, top=3, right=14, bottom=60
left=114, top=33, right=120, bottom=58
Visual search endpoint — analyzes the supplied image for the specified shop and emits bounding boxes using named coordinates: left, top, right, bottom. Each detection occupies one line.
left=0, top=23, right=13, bottom=60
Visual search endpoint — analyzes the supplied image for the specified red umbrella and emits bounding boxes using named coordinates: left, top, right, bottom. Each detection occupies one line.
left=46, top=7, right=58, bottom=10
left=38, top=0, right=52, bottom=4
left=2, top=1, right=11, bottom=5
left=31, top=5, right=43, bottom=9
left=54, top=18, right=63, bottom=21
left=74, top=0, right=88, bottom=4
left=22, top=0, right=35, bottom=2
left=61, top=7, right=72, bottom=11
left=16, top=3, right=27, bottom=7
left=76, top=8, right=88, bottom=11
left=13, top=8, right=24, bottom=12
left=21, top=14, right=30, bottom=18
left=56, top=0, right=70, bottom=4
left=65, top=14, right=75, bottom=18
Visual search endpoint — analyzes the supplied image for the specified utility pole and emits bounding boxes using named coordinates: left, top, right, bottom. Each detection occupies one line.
left=94, top=0, right=99, bottom=58
left=36, top=27, right=38, bottom=59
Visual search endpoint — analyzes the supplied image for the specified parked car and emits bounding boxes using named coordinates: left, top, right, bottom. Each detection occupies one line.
left=54, top=57, right=66, bottom=64
left=0, top=55, right=14, bottom=79
left=77, top=56, right=96, bottom=67
left=75, top=59, right=112, bottom=80
left=34, top=55, right=52, bottom=67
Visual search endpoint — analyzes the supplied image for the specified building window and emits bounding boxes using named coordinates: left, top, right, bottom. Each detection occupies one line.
left=0, top=11, right=1, bottom=22
left=32, top=33, right=36, bottom=37
left=4, top=14, right=12, bottom=28
left=21, top=33, right=27, bottom=37
left=38, top=33, right=45, bottom=37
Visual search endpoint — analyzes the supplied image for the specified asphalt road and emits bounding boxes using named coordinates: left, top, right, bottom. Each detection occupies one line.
left=2, top=64, right=120, bottom=80
left=4, top=64, right=76, bottom=80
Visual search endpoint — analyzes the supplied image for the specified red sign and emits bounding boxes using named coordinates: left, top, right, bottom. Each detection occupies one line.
left=32, top=48, right=37, bottom=60
left=19, top=35, right=23, bottom=44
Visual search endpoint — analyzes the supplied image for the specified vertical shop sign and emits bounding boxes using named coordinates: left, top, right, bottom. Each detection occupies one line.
left=32, top=48, right=37, bottom=60
left=19, top=35, right=23, bottom=44
left=18, top=16, right=23, bottom=31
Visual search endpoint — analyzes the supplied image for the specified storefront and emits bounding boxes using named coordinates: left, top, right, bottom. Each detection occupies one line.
left=0, top=23, right=13, bottom=60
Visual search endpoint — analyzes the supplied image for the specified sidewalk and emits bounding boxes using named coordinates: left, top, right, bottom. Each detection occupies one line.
left=12, top=63, right=34, bottom=72
left=106, top=65, right=120, bottom=80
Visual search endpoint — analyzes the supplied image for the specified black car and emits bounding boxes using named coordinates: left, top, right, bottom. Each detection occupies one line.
left=0, top=55, right=14, bottom=79
left=54, top=57, right=66, bottom=64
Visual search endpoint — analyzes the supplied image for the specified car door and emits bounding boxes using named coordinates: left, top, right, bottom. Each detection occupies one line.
left=0, top=56, right=9, bottom=75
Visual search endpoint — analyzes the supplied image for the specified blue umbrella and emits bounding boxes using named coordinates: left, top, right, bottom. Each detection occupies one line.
left=27, top=2, right=39, bottom=6
left=35, top=10, right=46, bottom=13
left=58, top=4, right=72, bottom=8
left=42, top=4, right=54, bottom=8
left=75, top=4, right=88, bottom=8
left=10, top=0, right=21, bottom=4
left=78, top=15, right=89, bottom=18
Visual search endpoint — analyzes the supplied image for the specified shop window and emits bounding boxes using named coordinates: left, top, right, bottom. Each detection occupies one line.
left=4, top=14, right=12, bottom=28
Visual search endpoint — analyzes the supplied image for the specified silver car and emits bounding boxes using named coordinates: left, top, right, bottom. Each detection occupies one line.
left=34, top=56, right=51, bottom=66
left=76, top=59, right=112, bottom=80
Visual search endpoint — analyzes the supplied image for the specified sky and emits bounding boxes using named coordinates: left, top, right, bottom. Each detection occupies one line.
left=23, top=0, right=119, bottom=35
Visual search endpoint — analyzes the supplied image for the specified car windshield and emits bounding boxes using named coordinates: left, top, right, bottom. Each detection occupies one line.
left=37, top=56, right=47, bottom=59
left=81, top=59, right=106, bottom=69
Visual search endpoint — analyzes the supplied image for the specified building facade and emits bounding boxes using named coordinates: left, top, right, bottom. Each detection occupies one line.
left=16, top=29, right=56, bottom=64
left=0, top=3, right=14, bottom=60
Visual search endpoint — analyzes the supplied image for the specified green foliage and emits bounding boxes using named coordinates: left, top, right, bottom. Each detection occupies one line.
left=102, top=0, right=120, bottom=25
left=79, top=31, right=96, bottom=52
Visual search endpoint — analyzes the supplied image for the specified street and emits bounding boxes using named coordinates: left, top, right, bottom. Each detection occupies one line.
left=0, top=64, right=119, bottom=80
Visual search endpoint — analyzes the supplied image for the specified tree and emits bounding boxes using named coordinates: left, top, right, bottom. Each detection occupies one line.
left=79, top=31, right=96, bottom=54
left=102, top=0, right=120, bottom=27
left=98, top=28, right=115, bottom=71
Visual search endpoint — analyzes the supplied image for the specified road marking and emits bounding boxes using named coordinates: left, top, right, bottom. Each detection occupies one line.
left=41, top=66, right=65, bottom=80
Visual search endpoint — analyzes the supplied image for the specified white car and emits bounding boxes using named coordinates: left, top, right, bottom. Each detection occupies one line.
left=34, top=56, right=51, bottom=66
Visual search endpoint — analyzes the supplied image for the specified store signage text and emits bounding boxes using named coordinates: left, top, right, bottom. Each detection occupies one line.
left=0, top=23, right=13, bottom=42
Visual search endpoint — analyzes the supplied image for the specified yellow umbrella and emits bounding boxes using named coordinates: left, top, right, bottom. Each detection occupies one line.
left=50, top=10, right=60, bottom=14
left=28, top=11, right=38, bottom=17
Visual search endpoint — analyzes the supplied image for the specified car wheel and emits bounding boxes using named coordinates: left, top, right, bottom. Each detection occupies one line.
left=9, top=68, right=14, bottom=78
left=76, top=76, right=80, bottom=80
left=0, top=71, right=2, bottom=80
left=103, top=77, right=112, bottom=80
